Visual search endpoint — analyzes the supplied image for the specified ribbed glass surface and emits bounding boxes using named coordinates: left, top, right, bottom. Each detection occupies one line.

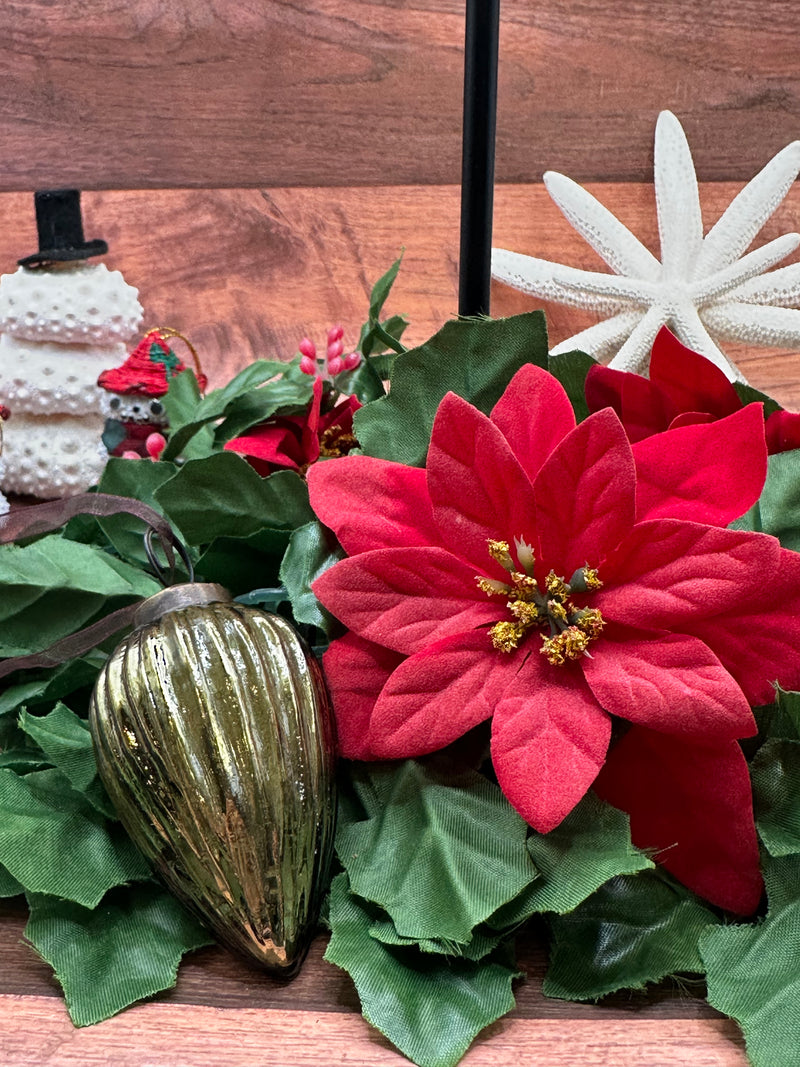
left=89, top=601, right=336, bottom=974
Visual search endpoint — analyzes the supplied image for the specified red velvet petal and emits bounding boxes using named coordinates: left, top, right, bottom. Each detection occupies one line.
left=367, top=629, right=523, bottom=757
left=681, top=547, right=800, bottom=705
left=312, top=546, right=500, bottom=654
left=322, top=634, right=405, bottom=760
left=597, top=519, right=780, bottom=629
left=301, top=375, right=324, bottom=464
left=534, top=409, right=636, bottom=577
left=492, top=655, right=610, bottom=832
left=585, top=364, right=673, bottom=442
left=765, top=408, right=800, bottom=454
left=649, top=327, right=742, bottom=420
left=307, top=457, right=441, bottom=554
left=582, top=627, right=755, bottom=740
left=595, top=727, right=763, bottom=914
left=490, top=363, right=576, bottom=479
left=632, top=404, right=767, bottom=526
left=426, top=393, right=538, bottom=572
left=223, top=421, right=304, bottom=472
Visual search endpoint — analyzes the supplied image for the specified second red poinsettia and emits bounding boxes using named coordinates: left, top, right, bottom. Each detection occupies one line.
left=224, top=376, right=361, bottom=475
left=586, top=325, right=800, bottom=452
left=309, top=363, right=800, bottom=914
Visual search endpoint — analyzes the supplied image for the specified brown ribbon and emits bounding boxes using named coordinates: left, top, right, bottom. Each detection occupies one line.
left=0, top=493, right=183, bottom=681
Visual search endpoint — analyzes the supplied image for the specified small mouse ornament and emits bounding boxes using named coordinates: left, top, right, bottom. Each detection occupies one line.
left=98, top=328, right=206, bottom=457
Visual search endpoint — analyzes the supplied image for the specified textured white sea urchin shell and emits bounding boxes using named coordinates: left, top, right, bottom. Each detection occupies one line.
left=491, top=110, right=800, bottom=383
left=0, top=262, right=143, bottom=498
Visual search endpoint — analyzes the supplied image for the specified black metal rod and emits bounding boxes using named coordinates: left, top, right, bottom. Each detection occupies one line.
left=458, top=0, right=500, bottom=318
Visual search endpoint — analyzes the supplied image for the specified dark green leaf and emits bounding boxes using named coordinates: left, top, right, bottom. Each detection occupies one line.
left=162, top=361, right=293, bottom=460
left=0, top=654, right=106, bottom=717
left=194, top=528, right=289, bottom=594
left=95, top=458, right=178, bottom=566
left=334, top=357, right=386, bottom=404
left=544, top=869, right=718, bottom=1000
left=354, top=312, right=549, bottom=467
left=702, top=854, right=800, bottom=1067
left=212, top=374, right=315, bottom=444
left=0, top=537, right=160, bottom=656
left=733, top=381, right=782, bottom=417
left=0, top=768, right=149, bottom=906
left=155, top=453, right=313, bottom=545
left=752, top=738, right=800, bottom=856
left=25, top=884, right=212, bottom=1026
left=525, top=791, right=653, bottom=914
left=279, top=520, right=345, bottom=634
left=18, top=703, right=114, bottom=817
left=0, top=865, right=23, bottom=897
left=547, top=350, right=597, bottom=422
left=325, top=873, right=519, bottom=1067
left=336, top=761, right=537, bottom=944
left=369, top=915, right=505, bottom=962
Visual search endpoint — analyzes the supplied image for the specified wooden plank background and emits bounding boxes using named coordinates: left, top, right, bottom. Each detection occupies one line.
left=2, top=0, right=800, bottom=1063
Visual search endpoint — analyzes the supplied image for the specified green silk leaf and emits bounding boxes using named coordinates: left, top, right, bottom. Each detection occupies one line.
left=155, top=453, right=313, bottom=545
left=0, top=654, right=106, bottom=718
left=325, top=873, right=519, bottom=1067
left=279, top=520, right=345, bottom=635
left=335, top=761, right=537, bottom=945
left=25, top=885, right=212, bottom=1026
left=752, top=738, right=800, bottom=856
left=354, top=312, right=549, bottom=467
left=544, top=869, right=718, bottom=1000
left=0, top=537, right=160, bottom=656
left=161, top=360, right=304, bottom=461
left=18, top=703, right=114, bottom=818
left=95, top=458, right=178, bottom=567
left=547, top=350, right=597, bottom=422
left=525, top=792, right=653, bottom=914
left=0, top=864, right=23, bottom=897
left=368, top=915, right=506, bottom=962
left=0, top=768, right=149, bottom=906
left=732, top=381, right=782, bottom=417
left=730, top=450, right=800, bottom=551
left=702, top=854, right=800, bottom=1067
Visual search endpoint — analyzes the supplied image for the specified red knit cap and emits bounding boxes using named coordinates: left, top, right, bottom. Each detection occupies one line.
left=98, top=330, right=207, bottom=397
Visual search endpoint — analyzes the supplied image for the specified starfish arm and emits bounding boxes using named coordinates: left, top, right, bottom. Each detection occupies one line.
left=691, top=233, right=800, bottom=304
left=491, top=249, right=640, bottom=314
left=543, top=171, right=662, bottom=280
left=607, top=305, right=670, bottom=373
left=695, top=139, right=800, bottom=277
left=702, top=302, right=800, bottom=348
left=668, top=302, right=746, bottom=382
left=726, top=262, right=800, bottom=307
left=654, top=111, right=704, bottom=280
left=550, top=310, right=644, bottom=361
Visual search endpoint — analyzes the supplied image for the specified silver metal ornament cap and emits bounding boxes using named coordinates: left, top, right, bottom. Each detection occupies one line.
left=133, top=582, right=233, bottom=628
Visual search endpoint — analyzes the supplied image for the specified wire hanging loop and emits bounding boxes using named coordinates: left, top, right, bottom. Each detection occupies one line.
left=151, top=326, right=205, bottom=385
left=144, top=526, right=195, bottom=588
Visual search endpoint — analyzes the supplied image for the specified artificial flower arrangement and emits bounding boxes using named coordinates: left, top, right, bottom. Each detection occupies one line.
left=4, top=229, right=800, bottom=1067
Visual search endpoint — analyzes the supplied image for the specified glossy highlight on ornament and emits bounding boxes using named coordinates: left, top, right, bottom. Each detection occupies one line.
left=89, top=583, right=336, bottom=974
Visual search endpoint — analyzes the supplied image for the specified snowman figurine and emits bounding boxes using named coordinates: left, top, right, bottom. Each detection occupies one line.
left=0, top=189, right=143, bottom=498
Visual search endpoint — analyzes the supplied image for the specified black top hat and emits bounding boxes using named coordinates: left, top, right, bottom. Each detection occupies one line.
left=17, top=189, right=108, bottom=268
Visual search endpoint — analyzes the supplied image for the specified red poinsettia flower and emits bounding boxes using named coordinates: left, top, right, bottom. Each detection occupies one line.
left=224, top=376, right=361, bottom=475
left=586, top=325, right=800, bottom=453
left=309, top=364, right=800, bottom=913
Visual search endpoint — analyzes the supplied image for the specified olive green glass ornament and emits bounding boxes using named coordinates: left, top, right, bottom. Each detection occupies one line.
left=89, top=583, right=336, bottom=975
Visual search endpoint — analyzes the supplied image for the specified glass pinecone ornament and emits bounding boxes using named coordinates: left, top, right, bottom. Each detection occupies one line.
left=89, top=583, right=336, bottom=975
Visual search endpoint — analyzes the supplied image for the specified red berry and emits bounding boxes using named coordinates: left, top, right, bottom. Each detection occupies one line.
left=343, top=351, right=361, bottom=371
left=300, top=355, right=317, bottom=375
left=328, top=356, right=344, bottom=376
left=298, top=337, right=316, bottom=359
left=146, top=432, right=167, bottom=461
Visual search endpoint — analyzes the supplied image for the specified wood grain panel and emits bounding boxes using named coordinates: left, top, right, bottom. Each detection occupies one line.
left=0, top=0, right=799, bottom=189
left=0, top=996, right=748, bottom=1067
left=1, top=182, right=795, bottom=407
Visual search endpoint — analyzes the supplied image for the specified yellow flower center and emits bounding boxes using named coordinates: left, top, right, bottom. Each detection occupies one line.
left=476, top=538, right=605, bottom=665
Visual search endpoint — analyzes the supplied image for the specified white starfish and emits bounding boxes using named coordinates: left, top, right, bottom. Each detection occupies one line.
left=492, top=110, right=800, bottom=382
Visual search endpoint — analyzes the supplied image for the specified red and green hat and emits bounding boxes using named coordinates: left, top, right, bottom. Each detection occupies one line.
left=98, top=329, right=207, bottom=397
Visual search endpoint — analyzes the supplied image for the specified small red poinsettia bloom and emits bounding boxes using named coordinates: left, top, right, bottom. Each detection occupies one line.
left=309, top=363, right=800, bottom=914
left=224, top=376, right=361, bottom=475
left=586, top=325, right=800, bottom=453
